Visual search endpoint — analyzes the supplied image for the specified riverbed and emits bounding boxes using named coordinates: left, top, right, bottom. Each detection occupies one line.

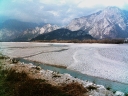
left=0, top=42, right=128, bottom=92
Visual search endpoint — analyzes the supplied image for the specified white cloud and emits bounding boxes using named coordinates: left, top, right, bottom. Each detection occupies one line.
left=66, top=8, right=72, bottom=13
left=1, top=0, right=128, bottom=26
left=39, top=0, right=80, bottom=6
left=39, top=0, right=57, bottom=4
left=48, top=11, right=60, bottom=17
left=78, top=0, right=128, bottom=8
left=12, top=0, right=16, bottom=2
left=28, top=0, right=33, bottom=2
left=39, top=6, right=44, bottom=10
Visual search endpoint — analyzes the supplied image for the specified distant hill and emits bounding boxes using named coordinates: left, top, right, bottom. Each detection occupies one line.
left=31, top=28, right=94, bottom=41
left=1, top=19, right=39, bottom=31
left=0, top=19, right=59, bottom=41
left=13, top=24, right=60, bottom=42
left=0, top=19, right=42, bottom=41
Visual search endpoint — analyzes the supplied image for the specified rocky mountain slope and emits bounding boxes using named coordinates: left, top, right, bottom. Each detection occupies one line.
left=0, top=20, right=59, bottom=41
left=0, top=19, right=41, bottom=41
left=67, top=6, right=128, bottom=39
left=13, top=24, right=60, bottom=41
left=31, top=28, right=94, bottom=41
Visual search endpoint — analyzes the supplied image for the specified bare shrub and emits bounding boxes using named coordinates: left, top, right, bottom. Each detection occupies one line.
left=62, top=82, right=88, bottom=96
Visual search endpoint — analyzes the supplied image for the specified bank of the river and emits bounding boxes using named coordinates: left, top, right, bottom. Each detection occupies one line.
left=0, top=55, right=120, bottom=96
left=20, top=58, right=128, bottom=94
left=0, top=57, right=87, bottom=96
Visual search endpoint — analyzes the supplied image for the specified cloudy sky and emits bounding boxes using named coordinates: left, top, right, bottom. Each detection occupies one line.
left=0, top=0, right=128, bottom=26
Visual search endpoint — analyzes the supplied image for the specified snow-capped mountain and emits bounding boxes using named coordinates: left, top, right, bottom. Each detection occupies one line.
left=0, top=19, right=59, bottom=41
left=67, top=6, right=128, bottom=39
left=39, top=24, right=60, bottom=34
left=13, top=24, right=60, bottom=41
left=1, top=6, right=128, bottom=41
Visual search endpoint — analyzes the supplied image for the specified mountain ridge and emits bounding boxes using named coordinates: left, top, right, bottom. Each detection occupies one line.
left=31, top=28, right=94, bottom=41
left=0, top=20, right=59, bottom=41
left=1, top=6, right=128, bottom=41
left=67, top=6, right=128, bottom=39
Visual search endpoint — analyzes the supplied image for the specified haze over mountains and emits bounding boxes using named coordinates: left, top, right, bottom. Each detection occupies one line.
left=0, top=6, right=128, bottom=41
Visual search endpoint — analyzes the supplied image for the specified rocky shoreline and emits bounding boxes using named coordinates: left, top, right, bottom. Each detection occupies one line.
left=0, top=56, right=125, bottom=96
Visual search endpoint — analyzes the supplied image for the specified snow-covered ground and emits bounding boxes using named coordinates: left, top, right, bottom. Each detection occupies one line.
left=0, top=42, right=128, bottom=84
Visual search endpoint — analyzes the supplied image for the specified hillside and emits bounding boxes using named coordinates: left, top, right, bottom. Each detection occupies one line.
left=67, top=6, right=128, bottom=39
left=31, top=28, right=94, bottom=41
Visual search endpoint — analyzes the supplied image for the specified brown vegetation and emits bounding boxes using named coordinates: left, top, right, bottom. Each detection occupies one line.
left=0, top=68, right=88, bottom=96
left=32, top=39, right=125, bottom=44
left=62, top=82, right=88, bottom=96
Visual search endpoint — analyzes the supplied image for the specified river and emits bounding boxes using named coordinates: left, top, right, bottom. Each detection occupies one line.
left=20, top=58, right=128, bottom=93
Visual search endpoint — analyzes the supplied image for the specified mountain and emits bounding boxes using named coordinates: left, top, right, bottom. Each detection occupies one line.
left=1, top=6, right=128, bottom=41
left=0, top=19, right=59, bottom=41
left=39, top=24, right=60, bottom=34
left=0, top=19, right=41, bottom=41
left=1, top=19, right=40, bottom=31
left=0, top=16, right=10, bottom=24
left=67, top=6, right=128, bottom=39
left=13, top=24, right=60, bottom=41
left=31, top=28, right=94, bottom=41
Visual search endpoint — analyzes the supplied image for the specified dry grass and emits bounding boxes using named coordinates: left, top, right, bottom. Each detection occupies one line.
left=0, top=68, right=88, bottom=96
left=0, top=54, right=88, bottom=96
left=2, top=69, right=68, bottom=96
left=33, top=39, right=125, bottom=44
left=62, top=82, right=88, bottom=96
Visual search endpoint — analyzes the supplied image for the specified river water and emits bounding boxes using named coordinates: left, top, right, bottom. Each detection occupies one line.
left=20, top=58, right=128, bottom=93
